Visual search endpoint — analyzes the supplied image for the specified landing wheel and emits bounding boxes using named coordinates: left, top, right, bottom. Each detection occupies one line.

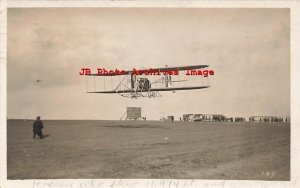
left=148, top=91, right=156, bottom=98
left=152, top=91, right=156, bottom=98
left=131, top=93, right=137, bottom=99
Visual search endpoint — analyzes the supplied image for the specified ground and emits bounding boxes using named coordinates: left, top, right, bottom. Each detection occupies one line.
left=7, top=120, right=290, bottom=180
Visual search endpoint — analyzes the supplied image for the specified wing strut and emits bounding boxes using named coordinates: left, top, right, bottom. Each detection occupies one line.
left=85, top=76, right=88, bottom=92
left=94, top=76, right=96, bottom=91
left=130, top=74, right=134, bottom=89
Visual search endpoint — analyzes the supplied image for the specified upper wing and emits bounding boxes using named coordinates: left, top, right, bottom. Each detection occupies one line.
left=154, top=65, right=209, bottom=72
left=90, top=70, right=131, bottom=76
left=150, top=86, right=209, bottom=91
left=87, top=86, right=209, bottom=93
left=89, top=65, right=209, bottom=76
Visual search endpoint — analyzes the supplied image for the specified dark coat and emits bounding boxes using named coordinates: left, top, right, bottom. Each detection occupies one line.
left=33, top=120, right=43, bottom=132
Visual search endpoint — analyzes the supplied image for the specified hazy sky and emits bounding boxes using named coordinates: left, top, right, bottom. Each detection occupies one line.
left=7, top=8, right=290, bottom=120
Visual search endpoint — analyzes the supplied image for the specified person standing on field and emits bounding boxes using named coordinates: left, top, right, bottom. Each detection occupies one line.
left=33, top=116, right=44, bottom=139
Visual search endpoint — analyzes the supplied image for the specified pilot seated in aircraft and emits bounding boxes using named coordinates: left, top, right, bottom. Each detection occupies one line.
left=33, top=116, right=44, bottom=139
left=137, top=78, right=151, bottom=91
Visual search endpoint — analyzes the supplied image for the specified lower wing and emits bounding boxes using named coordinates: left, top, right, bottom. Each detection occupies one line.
left=87, top=86, right=209, bottom=93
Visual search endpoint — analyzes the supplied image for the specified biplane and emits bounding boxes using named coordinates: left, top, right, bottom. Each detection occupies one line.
left=85, top=65, right=210, bottom=99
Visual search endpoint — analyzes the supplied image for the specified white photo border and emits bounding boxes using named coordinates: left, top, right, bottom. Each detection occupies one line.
left=1, top=1, right=299, bottom=188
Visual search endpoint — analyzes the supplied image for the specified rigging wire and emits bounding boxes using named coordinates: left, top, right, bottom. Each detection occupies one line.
left=178, top=67, right=180, bottom=87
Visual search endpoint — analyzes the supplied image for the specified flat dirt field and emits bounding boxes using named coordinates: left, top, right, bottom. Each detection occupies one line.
left=7, top=120, right=290, bottom=180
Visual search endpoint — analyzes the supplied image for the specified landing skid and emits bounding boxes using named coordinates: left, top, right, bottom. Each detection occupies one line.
left=118, top=91, right=161, bottom=99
